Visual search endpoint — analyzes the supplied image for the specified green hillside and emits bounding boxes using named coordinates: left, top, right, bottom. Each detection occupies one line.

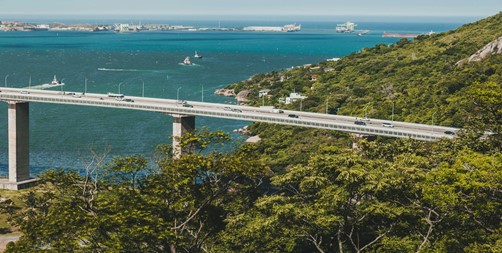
left=227, top=13, right=502, bottom=171
left=229, top=12, right=502, bottom=128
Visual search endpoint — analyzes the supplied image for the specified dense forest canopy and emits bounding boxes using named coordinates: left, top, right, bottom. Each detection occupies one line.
left=1, top=13, right=501, bottom=253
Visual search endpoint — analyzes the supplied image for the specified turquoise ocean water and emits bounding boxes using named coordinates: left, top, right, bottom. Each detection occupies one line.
left=0, top=20, right=465, bottom=176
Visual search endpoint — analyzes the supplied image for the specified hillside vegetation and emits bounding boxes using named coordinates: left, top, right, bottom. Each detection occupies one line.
left=1, top=14, right=501, bottom=253
left=230, top=13, right=502, bottom=126
left=228, top=13, right=502, bottom=170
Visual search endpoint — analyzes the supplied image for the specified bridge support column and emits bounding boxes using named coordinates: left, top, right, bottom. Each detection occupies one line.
left=0, top=102, right=37, bottom=190
left=172, top=114, right=195, bottom=158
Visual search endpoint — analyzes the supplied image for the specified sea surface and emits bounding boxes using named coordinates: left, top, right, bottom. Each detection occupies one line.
left=0, top=20, right=466, bottom=176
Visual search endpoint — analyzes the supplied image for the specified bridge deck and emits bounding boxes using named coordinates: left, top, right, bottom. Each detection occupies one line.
left=0, top=87, right=459, bottom=141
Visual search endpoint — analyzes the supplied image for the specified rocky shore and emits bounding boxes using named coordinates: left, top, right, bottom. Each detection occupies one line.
left=214, top=88, right=236, bottom=97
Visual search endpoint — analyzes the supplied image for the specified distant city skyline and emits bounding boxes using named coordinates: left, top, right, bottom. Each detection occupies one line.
left=1, top=0, right=501, bottom=18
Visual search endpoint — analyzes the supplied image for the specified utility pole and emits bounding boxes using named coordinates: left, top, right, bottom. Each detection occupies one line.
left=431, top=111, right=437, bottom=134
left=326, top=97, right=329, bottom=114
left=201, top=85, right=204, bottom=102
left=118, top=82, right=124, bottom=94
left=391, top=101, right=395, bottom=122
left=142, top=80, right=145, bottom=97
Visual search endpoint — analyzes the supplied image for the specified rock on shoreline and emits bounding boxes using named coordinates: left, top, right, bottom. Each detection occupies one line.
left=214, top=88, right=236, bottom=97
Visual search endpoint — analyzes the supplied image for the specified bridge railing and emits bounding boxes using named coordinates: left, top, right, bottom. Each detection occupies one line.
left=0, top=93, right=447, bottom=141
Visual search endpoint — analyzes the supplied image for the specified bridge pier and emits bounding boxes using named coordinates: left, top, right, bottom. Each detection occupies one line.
left=0, top=102, right=37, bottom=190
left=172, top=114, right=195, bottom=158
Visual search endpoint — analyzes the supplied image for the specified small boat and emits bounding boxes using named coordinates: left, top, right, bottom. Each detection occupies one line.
left=50, top=75, right=64, bottom=85
left=194, top=51, right=203, bottom=59
left=182, top=56, right=192, bottom=65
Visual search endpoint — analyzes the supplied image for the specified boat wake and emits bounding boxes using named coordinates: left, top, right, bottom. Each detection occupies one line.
left=97, top=68, right=164, bottom=72
left=178, top=63, right=199, bottom=66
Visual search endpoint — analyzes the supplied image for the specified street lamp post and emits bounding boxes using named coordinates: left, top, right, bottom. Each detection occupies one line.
left=118, top=82, right=124, bottom=94
left=177, top=87, right=182, bottom=102
left=5, top=75, right=9, bottom=87
left=29, top=75, right=31, bottom=89
left=141, top=80, right=145, bottom=97
left=326, top=97, right=329, bottom=114
left=201, top=85, right=204, bottom=102
left=84, top=78, right=88, bottom=94
left=300, top=98, right=303, bottom=111
left=431, top=111, right=437, bottom=134
left=391, top=101, right=395, bottom=122
left=364, top=104, right=370, bottom=119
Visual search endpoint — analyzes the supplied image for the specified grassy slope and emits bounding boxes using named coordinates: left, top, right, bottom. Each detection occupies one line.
left=0, top=189, right=28, bottom=235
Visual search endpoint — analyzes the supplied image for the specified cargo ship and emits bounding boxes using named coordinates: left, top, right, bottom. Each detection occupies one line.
left=243, top=24, right=301, bottom=32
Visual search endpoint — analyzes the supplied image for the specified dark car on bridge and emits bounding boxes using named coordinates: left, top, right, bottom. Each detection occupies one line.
left=288, top=114, right=299, bottom=118
left=354, top=120, right=366, bottom=126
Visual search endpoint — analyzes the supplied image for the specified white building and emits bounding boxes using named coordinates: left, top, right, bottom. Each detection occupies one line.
left=285, top=92, right=307, bottom=105
left=258, top=89, right=271, bottom=97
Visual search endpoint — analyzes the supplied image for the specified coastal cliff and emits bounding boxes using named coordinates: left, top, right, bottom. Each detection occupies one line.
left=457, top=35, right=502, bottom=65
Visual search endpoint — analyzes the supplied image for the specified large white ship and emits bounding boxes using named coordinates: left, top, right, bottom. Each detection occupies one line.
left=243, top=24, right=301, bottom=32
left=336, top=21, right=357, bottom=33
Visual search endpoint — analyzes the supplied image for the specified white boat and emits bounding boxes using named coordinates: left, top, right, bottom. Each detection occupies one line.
left=182, top=56, right=192, bottom=65
left=183, top=56, right=192, bottom=65
left=50, top=75, right=64, bottom=85
left=194, top=51, right=203, bottom=59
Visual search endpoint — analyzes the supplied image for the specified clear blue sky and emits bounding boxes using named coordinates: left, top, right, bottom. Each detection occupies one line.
left=1, top=0, right=500, bottom=17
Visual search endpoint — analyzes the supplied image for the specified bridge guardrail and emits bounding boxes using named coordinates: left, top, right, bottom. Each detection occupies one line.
left=1, top=93, right=449, bottom=141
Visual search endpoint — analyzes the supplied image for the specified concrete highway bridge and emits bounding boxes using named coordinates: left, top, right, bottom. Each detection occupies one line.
left=0, top=87, right=458, bottom=189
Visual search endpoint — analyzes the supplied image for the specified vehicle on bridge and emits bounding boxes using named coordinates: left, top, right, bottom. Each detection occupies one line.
left=355, top=120, right=366, bottom=126
left=288, top=114, right=299, bottom=118
left=382, top=122, right=394, bottom=128
left=107, top=92, right=124, bottom=98
left=115, top=97, right=134, bottom=102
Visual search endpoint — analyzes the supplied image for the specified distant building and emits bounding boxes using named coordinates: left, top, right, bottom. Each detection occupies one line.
left=279, top=75, right=285, bottom=82
left=259, top=89, right=271, bottom=97
left=327, top=58, right=340, bottom=62
left=284, top=92, right=307, bottom=105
